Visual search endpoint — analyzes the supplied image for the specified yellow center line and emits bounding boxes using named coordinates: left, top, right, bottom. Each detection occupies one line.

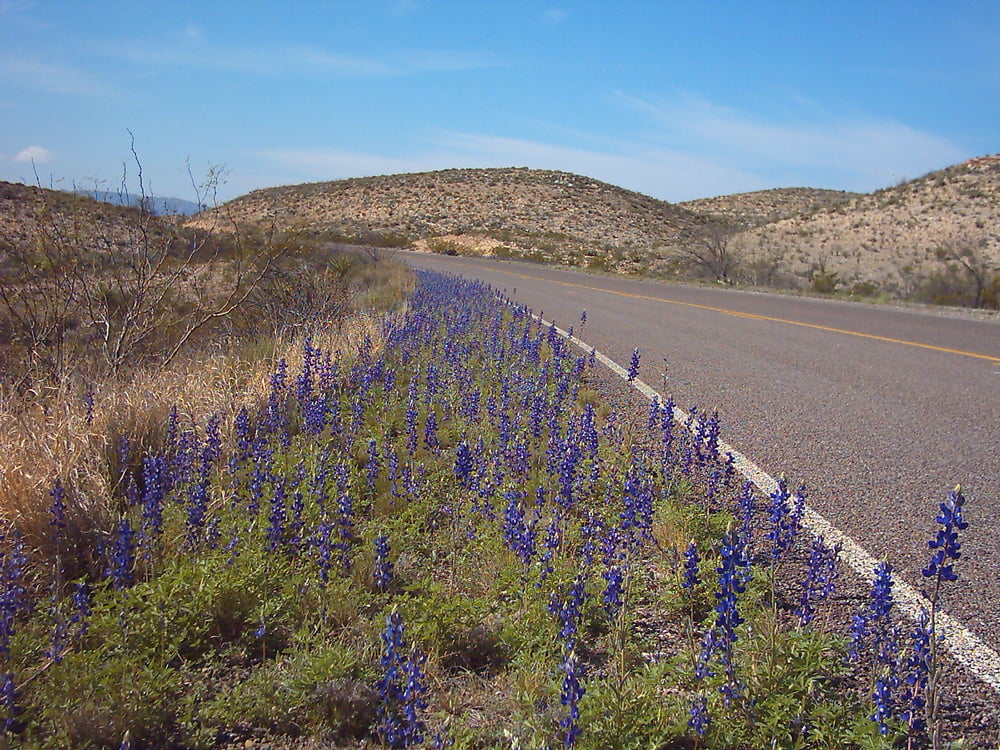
left=479, top=264, right=1000, bottom=365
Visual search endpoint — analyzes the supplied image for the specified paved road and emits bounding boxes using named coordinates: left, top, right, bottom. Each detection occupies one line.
left=397, top=249, right=1000, bottom=652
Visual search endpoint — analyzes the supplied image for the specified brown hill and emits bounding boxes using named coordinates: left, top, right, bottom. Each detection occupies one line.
left=728, top=156, right=1000, bottom=299
left=187, top=157, right=1000, bottom=305
left=0, top=180, right=182, bottom=253
left=189, top=167, right=719, bottom=270
left=679, top=187, right=860, bottom=229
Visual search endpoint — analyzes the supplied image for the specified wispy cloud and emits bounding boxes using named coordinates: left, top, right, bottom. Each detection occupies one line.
left=102, top=30, right=497, bottom=79
left=15, top=145, right=53, bottom=163
left=615, top=91, right=967, bottom=189
left=0, top=1, right=33, bottom=14
left=251, top=92, right=969, bottom=202
left=542, top=9, right=569, bottom=24
left=253, top=133, right=766, bottom=202
left=388, top=0, right=420, bottom=17
left=0, top=55, right=113, bottom=97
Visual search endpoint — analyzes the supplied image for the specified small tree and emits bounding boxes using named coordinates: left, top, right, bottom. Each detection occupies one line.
left=677, top=225, right=741, bottom=283
left=934, top=234, right=998, bottom=308
left=0, top=147, right=287, bottom=387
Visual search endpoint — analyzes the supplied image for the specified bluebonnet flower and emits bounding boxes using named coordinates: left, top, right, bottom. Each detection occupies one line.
left=50, top=478, right=68, bottom=532
left=647, top=396, right=660, bottom=431
left=682, top=541, right=701, bottom=591
left=266, top=479, right=287, bottom=552
left=423, top=410, right=439, bottom=451
left=374, top=534, right=394, bottom=591
left=109, top=518, right=135, bottom=590
left=399, top=650, right=428, bottom=747
left=627, top=348, right=641, bottom=382
left=795, top=536, right=840, bottom=627
left=1, top=670, right=17, bottom=732
left=551, top=575, right=588, bottom=646
left=138, top=453, right=169, bottom=552
left=336, top=491, right=355, bottom=573
left=922, top=485, right=968, bottom=586
left=602, top=565, right=624, bottom=618
left=871, top=674, right=895, bottom=735
left=735, top=481, right=755, bottom=542
left=579, top=309, right=587, bottom=327
left=559, top=647, right=586, bottom=746
left=538, top=514, right=562, bottom=583
left=706, top=531, right=749, bottom=706
left=70, top=581, right=91, bottom=638
left=454, top=441, right=473, bottom=487
left=502, top=492, right=536, bottom=565
left=312, top=522, right=334, bottom=584
left=899, top=611, right=932, bottom=734
left=689, top=693, right=710, bottom=736
left=366, top=437, right=382, bottom=489
left=766, top=477, right=803, bottom=562
left=229, top=406, right=253, bottom=475
left=377, top=611, right=427, bottom=748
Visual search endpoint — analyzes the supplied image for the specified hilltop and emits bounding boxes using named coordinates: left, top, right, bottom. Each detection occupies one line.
left=729, top=155, right=1000, bottom=299
left=678, top=187, right=860, bottom=229
left=0, top=180, right=183, bottom=253
left=189, top=158, right=1000, bottom=305
left=189, top=167, right=718, bottom=270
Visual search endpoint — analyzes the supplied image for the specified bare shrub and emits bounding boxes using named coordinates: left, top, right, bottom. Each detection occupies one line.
left=933, top=233, right=999, bottom=308
left=675, top=224, right=741, bottom=283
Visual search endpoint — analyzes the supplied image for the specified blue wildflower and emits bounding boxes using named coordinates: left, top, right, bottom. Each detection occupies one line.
left=374, top=534, right=394, bottom=591
left=627, top=348, right=640, bottom=382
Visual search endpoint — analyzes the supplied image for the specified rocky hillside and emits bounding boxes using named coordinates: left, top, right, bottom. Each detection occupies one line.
left=186, top=156, right=999, bottom=304
left=0, top=180, right=184, bottom=259
left=729, top=156, right=1000, bottom=297
left=679, top=187, right=860, bottom=229
left=190, top=167, right=719, bottom=270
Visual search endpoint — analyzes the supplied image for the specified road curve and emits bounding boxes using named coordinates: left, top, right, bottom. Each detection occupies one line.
left=396, top=250, right=1000, bottom=655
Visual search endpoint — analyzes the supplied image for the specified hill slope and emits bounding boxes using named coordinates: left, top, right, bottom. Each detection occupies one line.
left=729, top=156, right=1000, bottom=296
left=679, top=187, right=860, bottom=229
left=189, top=157, right=1000, bottom=303
left=191, top=167, right=718, bottom=268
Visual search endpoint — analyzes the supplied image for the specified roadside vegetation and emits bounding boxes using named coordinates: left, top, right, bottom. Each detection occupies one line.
left=0, top=253, right=977, bottom=746
left=0, top=165, right=986, bottom=747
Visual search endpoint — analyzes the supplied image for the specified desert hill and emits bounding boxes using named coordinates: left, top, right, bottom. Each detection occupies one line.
left=678, top=187, right=860, bottom=229
left=728, top=156, right=1000, bottom=298
left=0, top=180, right=183, bottom=255
left=189, top=167, right=719, bottom=268
left=191, top=158, right=999, bottom=304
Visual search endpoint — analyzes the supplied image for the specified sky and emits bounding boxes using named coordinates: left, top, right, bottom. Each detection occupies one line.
left=0, top=1, right=998, bottom=204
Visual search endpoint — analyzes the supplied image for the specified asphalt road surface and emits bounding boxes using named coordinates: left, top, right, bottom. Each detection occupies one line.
left=396, top=249, right=1000, bottom=656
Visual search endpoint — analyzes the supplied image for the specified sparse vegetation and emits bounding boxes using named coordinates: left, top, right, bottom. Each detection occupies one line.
left=0, top=154, right=997, bottom=748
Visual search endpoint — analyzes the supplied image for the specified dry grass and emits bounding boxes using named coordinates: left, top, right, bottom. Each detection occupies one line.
left=0, top=309, right=396, bottom=587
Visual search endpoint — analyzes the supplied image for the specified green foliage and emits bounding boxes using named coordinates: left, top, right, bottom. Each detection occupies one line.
left=2, top=273, right=895, bottom=748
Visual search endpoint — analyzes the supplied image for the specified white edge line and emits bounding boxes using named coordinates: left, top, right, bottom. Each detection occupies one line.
left=539, top=315, right=1000, bottom=696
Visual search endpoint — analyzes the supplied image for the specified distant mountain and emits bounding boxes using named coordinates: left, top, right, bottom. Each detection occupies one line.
left=75, top=189, right=203, bottom=216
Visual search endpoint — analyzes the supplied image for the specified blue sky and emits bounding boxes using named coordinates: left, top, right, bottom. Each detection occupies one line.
left=1, top=1, right=997, bottom=203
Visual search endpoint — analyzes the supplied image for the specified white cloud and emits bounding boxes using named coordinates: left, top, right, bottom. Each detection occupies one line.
left=103, top=33, right=495, bottom=79
left=250, top=93, right=970, bottom=203
left=543, top=9, right=569, bottom=24
left=0, top=55, right=112, bottom=96
left=14, top=145, right=53, bottom=163
left=615, top=91, right=967, bottom=191
left=254, top=134, right=766, bottom=202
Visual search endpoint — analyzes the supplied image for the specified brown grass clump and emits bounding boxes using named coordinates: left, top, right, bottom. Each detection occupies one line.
left=0, top=269, right=409, bottom=587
